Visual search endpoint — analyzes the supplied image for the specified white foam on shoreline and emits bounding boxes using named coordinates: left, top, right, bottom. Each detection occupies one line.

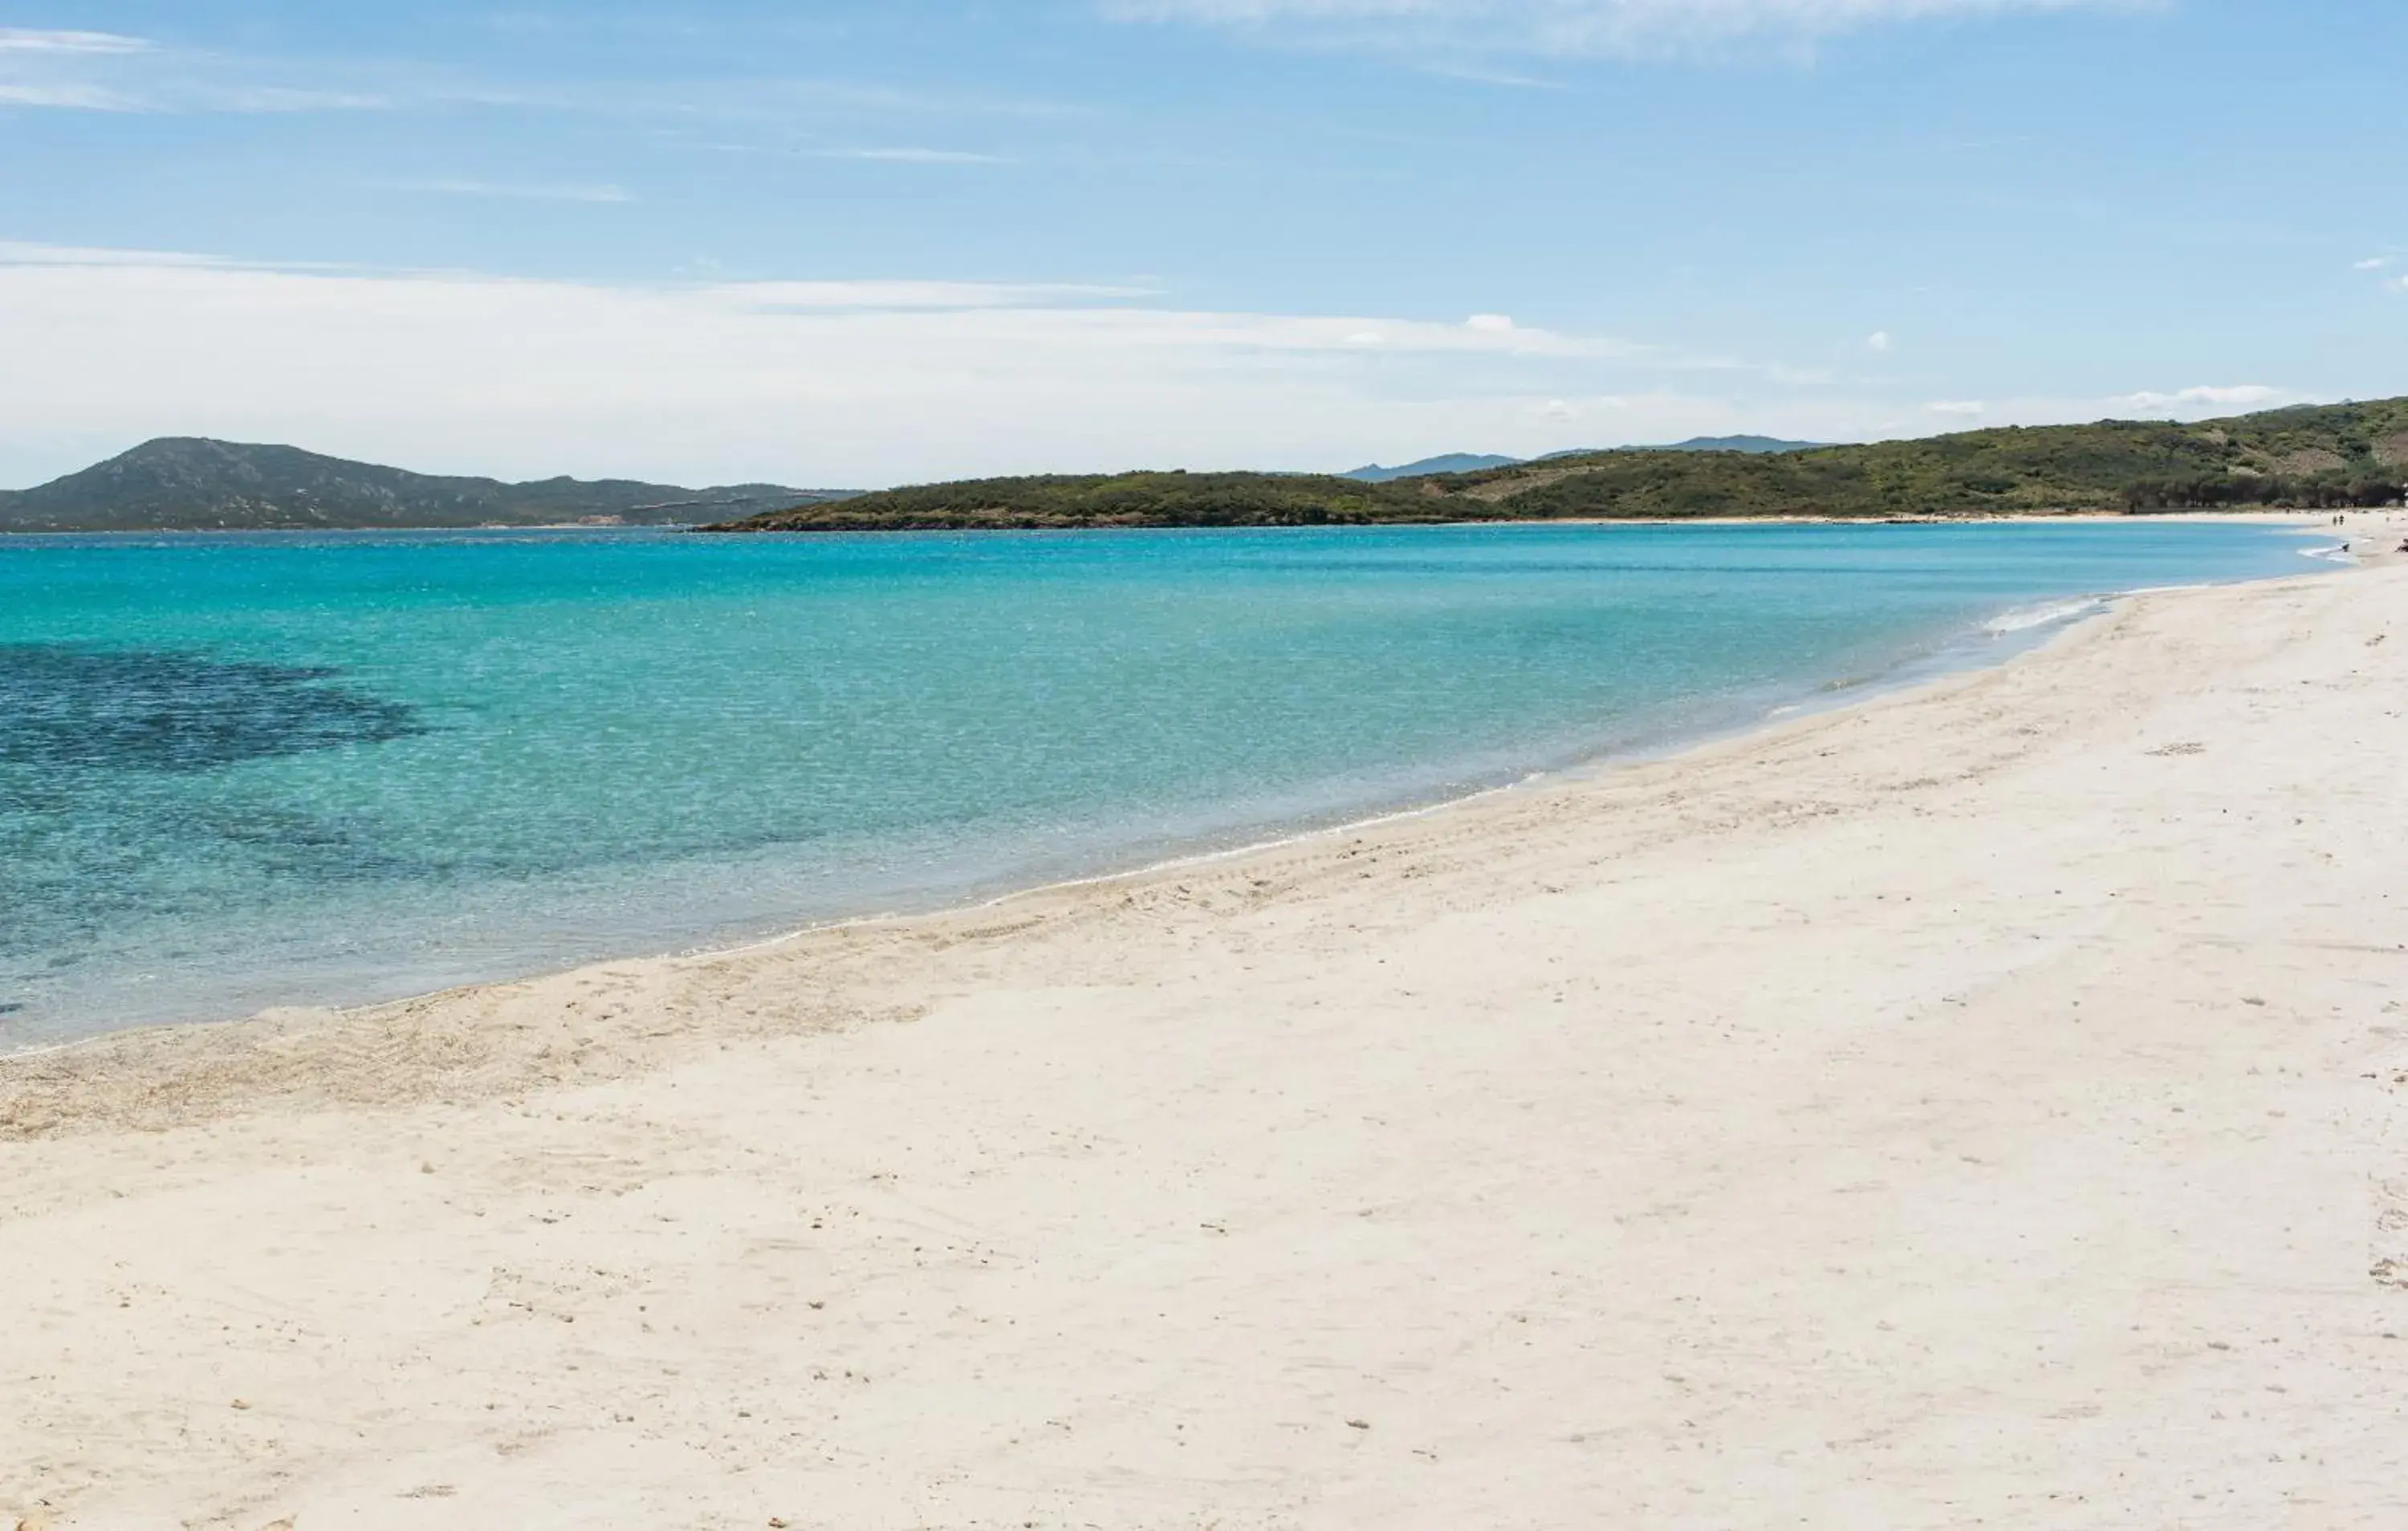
left=1984, top=596, right=2108, bottom=635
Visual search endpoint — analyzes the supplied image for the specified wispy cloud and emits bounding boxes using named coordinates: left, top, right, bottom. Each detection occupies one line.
left=0, top=27, right=149, bottom=111
left=0, top=81, right=142, bottom=109
left=221, top=86, right=390, bottom=112
left=14, top=244, right=2296, bottom=492
left=1420, top=60, right=1568, bottom=87
left=2353, top=256, right=2408, bottom=293
left=384, top=178, right=635, bottom=204
left=2109, top=384, right=2285, bottom=411
left=1102, top=0, right=2137, bottom=58
left=0, top=241, right=1854, bottom=489
left=0, top=21, right=1080, bottom=132
left=811, top=147, right=1014, bottom=164
left=0, top=240, right=234, bottom=267
left=0, top=28, right=148, bottom=55
left=0, top=28, right=398, bottom=114
left=0, top=240, right=360, bottom=274
left=723, top=279, right=1153, bottom=310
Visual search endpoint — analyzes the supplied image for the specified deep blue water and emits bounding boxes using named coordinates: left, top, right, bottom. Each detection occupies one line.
left=0, top=521, right=2327, bottom=1046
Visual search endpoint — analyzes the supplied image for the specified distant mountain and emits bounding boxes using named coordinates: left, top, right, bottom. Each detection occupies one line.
left=0, top=438, right=855, bottom=533
left=706, top=397, right=2408, bottom=532
left=1655, top=435, right=1824, bottom=454
left=1540, top=436, right=1824, bottom=459
left=1350, top=437, right=1820, bottom=481
left=1344, top=453, right=1521, bottom=481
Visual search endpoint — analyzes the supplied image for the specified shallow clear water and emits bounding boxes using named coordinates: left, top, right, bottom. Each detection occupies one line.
left=0, top=521, right=2324, bottom=1046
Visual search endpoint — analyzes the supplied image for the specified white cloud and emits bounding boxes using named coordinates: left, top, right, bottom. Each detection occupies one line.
left=0, top=28, right=153, bottom=111
left=1466, top=312, right=1516, bottom=331
left=1421, top=60, right=1567, bottom=87
left=17, top=242, right=2316, bottom=493
left=1873, top=386, right=2319, bottom=437
left=0, top=240, right=287, bottom=268
left=0, top=30, right=405, bottom=116
left=2355, top=257, right=2390, bottom=271
left=0, top=243, right=1763, bottom=489
left=2109, top=384, right=2283, bottom=411
left=1104, top=0, right=2130, bottom=56
left=0, top=28, right=148, bottom=55
left=0, top=75, right=394, bottom=114
left=1865, top=330, right=1892, bottom=351
left=812, top=147, right=1013, bottom=164
left=2388, top=275, right=2408, bottom=294
left=725, top=279, right=1157, bottom=309
left=0, top=81, right=141, bottom=109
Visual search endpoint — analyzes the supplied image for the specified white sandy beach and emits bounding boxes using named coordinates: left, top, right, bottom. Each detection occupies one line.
left=5, top=514, right=2407, bottom=1529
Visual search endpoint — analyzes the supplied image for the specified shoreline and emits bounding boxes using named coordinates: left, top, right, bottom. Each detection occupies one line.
left=0, top=616, right=2046, bottom=1060
left=1, top=520, right=2394, bottom=1111
left=5, top=515, right=2406, bottom=1527
left=0, top=506, right=2375, bottom=537
left=0, top=591, right=2145, bottom=1074
left=1, top=518, right=2338, bottom=1058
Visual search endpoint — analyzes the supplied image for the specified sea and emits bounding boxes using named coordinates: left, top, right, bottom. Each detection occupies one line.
left=0, top=520, right=2331, bottom=1049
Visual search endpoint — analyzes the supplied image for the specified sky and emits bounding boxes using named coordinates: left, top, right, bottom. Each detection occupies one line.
left=2, top=0, right=2402, bottom=489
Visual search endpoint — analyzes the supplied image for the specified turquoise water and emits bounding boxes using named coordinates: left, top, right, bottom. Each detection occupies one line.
left=0, top=522, right=2325, bottom=1047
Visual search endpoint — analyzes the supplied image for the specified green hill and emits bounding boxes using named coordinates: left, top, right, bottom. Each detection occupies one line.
left=706, top=397, right=2408, bottom=533
left=0, top=438, right=852, bottom=533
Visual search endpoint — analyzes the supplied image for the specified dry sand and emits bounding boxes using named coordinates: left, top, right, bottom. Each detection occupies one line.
left=6, top=515, right=2408, bottom=1529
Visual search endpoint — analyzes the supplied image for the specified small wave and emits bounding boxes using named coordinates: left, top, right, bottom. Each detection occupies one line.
left=2300, top=542, right=2357, bottom=565
left=1983, top=596, right=2107, bottom=636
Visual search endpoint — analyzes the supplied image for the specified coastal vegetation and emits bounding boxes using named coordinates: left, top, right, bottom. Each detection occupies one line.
left=7, top=399, right=2401, bottom=534
left=707, top=396, right=2408, bottom=532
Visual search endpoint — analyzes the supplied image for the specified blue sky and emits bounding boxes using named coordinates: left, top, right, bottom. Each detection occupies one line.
left=2, top=1, right=2402, bottom=488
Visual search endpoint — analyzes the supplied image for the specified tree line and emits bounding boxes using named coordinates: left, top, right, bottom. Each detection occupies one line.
left=2121, top=473, right=2406, bottom=511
